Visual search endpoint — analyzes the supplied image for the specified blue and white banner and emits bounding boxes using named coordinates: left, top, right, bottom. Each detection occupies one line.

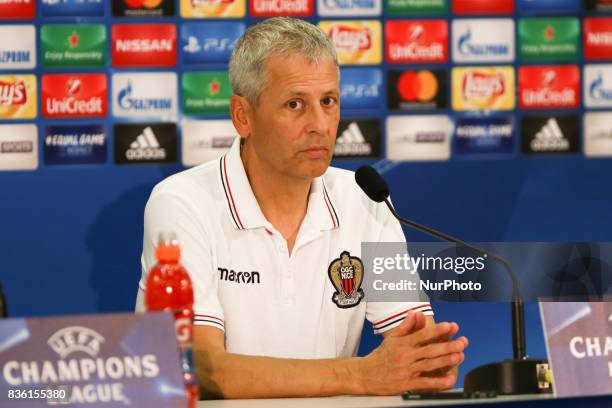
left=0, top=25, right=35, bottom=70
left=455, top=116, right=515, bottom=155
left=317, top=0, right=381, bottom=17
left=340, top=68, right=383, bottom=110
left=41, top=0, right=104, bottom=17
left=44, top=124, right=107, bottom=165
left=517, top=0, right=580, bottom=13
left=112, top=73, right=177, bottom=121
left=452, top=19, right=515, bottom=63
left=181, top=22, right=245, bottom=65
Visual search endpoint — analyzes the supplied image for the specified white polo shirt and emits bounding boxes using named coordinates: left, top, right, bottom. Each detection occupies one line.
left=136, top=138, right=433, bottom=359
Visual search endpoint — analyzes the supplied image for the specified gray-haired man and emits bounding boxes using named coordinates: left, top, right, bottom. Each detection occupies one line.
left=137, top=17, right=468, bottom=399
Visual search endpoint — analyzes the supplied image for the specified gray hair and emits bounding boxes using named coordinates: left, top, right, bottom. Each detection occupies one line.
left=229, top=17, right=339, bottom=107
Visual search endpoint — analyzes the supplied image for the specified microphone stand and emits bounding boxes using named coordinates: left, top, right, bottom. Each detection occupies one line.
left=0, top=281, right=7, bottom=319
left=384, top=199, right=551, bottom=395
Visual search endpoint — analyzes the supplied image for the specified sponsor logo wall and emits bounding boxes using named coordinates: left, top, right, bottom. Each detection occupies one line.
left=1, top=0, right=612, bottom=172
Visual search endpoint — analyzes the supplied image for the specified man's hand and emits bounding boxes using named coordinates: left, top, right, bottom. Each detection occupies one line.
left=387, top=312, right=468, bottom=381
left=355, top=312, right=468, bottom=395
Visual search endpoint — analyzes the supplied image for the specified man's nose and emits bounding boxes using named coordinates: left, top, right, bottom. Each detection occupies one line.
left=305, top=103, right=331, bottom=135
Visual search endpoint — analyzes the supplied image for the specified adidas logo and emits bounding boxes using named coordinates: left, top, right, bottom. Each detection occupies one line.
left=126, top=126, right=166, bottom=160
left=530, top=118, right=569, bottom=152
left=335, top=122, right=372, bottom=156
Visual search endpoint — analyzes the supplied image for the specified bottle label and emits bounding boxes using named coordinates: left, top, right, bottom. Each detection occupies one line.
left=174, top=313, right=193, bottom=347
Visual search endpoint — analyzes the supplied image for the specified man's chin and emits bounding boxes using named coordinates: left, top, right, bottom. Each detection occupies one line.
left=297, top=161, right=330, bottom=180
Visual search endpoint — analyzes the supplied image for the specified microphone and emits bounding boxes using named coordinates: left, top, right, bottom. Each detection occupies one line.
left=356, top=165, right=549, bottom=395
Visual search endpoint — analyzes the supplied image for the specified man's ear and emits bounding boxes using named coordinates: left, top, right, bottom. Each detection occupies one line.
left=230, top=95, right=252, bottom=139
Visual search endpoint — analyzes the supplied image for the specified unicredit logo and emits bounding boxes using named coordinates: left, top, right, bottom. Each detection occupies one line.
left=522, top=71, right=575, bottom=107
left=329, top=25, right=371, bottom=52
left=462, top=71, right=504, bottom=99
left=389, top=42, right=444, bottom=61
left=522, top=88, right=575, bottom=106
left=45, top=96, right=102, bottom=115
left=42, top=74, right=107, bottom=118
left=0, top=80, right=27, bottom=106
left=252, top=0, right=310, bottom=14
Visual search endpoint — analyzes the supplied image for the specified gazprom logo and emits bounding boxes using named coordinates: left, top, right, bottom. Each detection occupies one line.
left=117, top=81, right=173, bottom=112
left=457, top=28, right=509, bottom=57
left=323, top=0, right=375, bottom=8
left=589, top=73, right=612, bottom=101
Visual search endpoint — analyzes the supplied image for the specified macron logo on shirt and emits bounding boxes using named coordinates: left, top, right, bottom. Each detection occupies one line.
left=218, top=267, right=261, bottom=284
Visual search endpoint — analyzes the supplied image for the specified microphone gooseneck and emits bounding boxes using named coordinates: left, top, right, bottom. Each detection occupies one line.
left=356, top=165, right=526, bottom=361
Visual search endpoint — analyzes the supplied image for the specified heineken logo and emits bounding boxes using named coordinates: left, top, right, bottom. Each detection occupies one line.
left=182, top=72, right=231, bottom=115
left=41, top=24, right=106, bottom=68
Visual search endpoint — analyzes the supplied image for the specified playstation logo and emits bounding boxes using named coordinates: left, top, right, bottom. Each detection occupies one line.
left=183, top=36, right=201, bottom=53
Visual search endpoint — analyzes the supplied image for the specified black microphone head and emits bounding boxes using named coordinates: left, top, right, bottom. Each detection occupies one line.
left=355, top=166, right=390, bottom=203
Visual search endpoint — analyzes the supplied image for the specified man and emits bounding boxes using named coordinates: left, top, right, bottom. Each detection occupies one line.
left=136, top=17, right=468, bottom=399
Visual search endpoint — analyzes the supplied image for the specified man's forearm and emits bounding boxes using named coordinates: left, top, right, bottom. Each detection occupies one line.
left=196, top=349, right=364, bottom=399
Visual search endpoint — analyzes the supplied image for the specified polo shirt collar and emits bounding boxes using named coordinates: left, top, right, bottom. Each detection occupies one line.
left=219, top=138, right=340, bottom=231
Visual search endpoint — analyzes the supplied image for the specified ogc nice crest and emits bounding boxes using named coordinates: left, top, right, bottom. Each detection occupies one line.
left=328, top=250, right=364, bottom=308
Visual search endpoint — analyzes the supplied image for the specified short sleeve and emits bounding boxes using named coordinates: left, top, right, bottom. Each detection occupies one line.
left=135, top=192, right=225, bottom=332
left=365, top=197, right=433, bottom=335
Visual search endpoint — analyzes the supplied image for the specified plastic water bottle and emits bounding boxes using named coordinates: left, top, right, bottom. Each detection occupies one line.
left=145, top=232, right=199, bottom=407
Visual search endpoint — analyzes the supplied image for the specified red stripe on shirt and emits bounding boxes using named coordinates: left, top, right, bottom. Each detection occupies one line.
left=194, top=314, right=224, bottom=323
left=223, top=155, right=245, bottom=230
left=322, top=186, right=337, bottom=228
left=372, top=304, right=431, bottom=327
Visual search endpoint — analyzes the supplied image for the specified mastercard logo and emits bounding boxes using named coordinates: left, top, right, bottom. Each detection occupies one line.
left=397, top=70, right=439, bottom=102
left=124, top=0, right=163, bottom=8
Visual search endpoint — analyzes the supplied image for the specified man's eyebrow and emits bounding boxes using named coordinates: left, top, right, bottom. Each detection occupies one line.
left=285, top=89, right=340, bottom=98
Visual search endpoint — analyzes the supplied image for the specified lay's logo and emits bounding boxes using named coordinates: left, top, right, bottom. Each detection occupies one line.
left=452, top=66, right=515, bottom=111
left=330, top=25, right=371, bottom=52
left=319, top=21, right=381, bottom=65
left=463, top=71, right=505, bottom=99
left=0, top=75, right=37, bottom=119
left=180, top=0, right=245, bottom=18
left=0, top=80, right=27, bottom=106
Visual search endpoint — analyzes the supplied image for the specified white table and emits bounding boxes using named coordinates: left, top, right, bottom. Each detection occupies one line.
left=197, top=393, right=557, bottom=408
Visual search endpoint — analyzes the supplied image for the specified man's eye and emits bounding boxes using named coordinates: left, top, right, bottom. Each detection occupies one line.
left=322, top=97, right=337, bottom=107
left=288, top=100, right=303, bottom=110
